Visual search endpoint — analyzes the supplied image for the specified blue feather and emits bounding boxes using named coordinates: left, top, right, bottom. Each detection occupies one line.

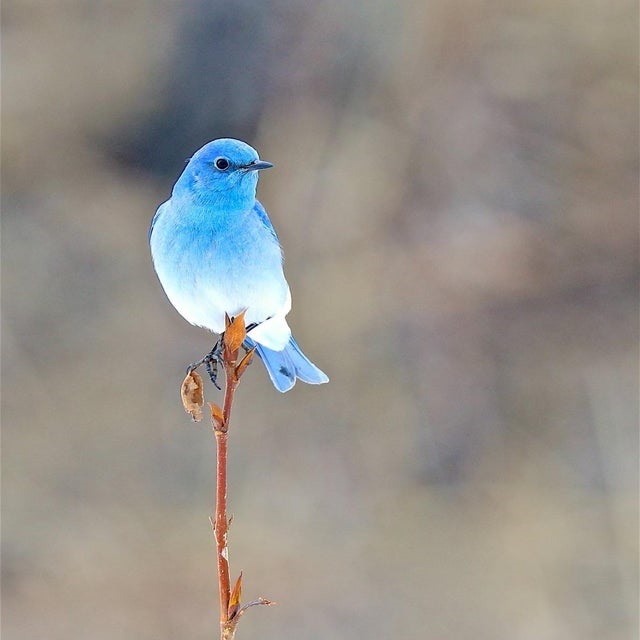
left=245, top=335, right=329, bottom=392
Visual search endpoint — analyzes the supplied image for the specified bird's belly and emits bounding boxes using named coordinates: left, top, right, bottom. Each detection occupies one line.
left=154, top=224, right=288, bottom=333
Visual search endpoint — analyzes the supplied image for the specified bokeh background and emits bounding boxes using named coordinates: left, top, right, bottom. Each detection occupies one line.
left=3, top=1, right=638, bottom=638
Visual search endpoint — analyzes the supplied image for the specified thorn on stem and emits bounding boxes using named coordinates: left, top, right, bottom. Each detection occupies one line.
left=235, top=597, right=277, bottom=619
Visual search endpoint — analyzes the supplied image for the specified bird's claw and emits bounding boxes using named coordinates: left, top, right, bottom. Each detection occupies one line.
left=205, top=357, right=221, bottom=390
left=187, top=338, right=223, bottom=389
left=186, top=320, right=260, bottom=387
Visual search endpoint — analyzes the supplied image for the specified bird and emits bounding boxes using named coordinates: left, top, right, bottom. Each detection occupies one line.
left=149, top=138, right=329, bottom=392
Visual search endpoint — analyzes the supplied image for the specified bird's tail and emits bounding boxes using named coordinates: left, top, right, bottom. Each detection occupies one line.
left=244, top=335, right=329, bottom=393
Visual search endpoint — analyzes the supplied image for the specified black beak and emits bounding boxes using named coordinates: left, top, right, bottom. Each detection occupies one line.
left=243, top=160, right=273, bottom=171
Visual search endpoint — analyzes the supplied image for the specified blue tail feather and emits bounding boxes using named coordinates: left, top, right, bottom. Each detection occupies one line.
left=245, top=335, right=329, bottom=393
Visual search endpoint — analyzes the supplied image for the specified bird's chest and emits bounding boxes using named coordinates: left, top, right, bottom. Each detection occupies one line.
left=161, top=207, right=281, bottom=290
left=198, top=216, right=279, bottom=275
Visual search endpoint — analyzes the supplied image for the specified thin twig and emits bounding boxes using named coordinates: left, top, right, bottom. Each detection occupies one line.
left=201, top=313, right=270, bottom=640
left=212, top=346, right=239, bottom=636
left=213, top=427, right=231, bottom=625
left=181, top=313, right=272, bottom=639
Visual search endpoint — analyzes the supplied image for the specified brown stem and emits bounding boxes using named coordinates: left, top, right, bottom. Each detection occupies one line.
left=206, top=314, right=271, bottom=639
left=213, top=426, right=231, bottom=625
left=213, top=321, right=245, bottom=639
left=221, top=372, right=238, bottom=434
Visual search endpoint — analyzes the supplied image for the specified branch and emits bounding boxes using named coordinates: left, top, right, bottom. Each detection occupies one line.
left=181, top=312, right=272, bottom=640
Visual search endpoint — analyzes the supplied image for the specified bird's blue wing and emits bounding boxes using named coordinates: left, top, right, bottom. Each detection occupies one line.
left=253, top=200, right=279, bottom=243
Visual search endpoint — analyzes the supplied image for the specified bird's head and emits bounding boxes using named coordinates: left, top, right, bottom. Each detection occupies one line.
left=173, top=138, right=273, bottom=206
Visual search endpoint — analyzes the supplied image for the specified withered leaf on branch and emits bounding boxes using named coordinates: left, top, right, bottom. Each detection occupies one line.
left=224, top=310, right=247, bottom=354
left=181, top=370, right=204, bottom=422
left=235, top=348, right=255, bottom=379
left=209, top=402, right=225, bottom=432
left=228, top=571, right=243, bottom=620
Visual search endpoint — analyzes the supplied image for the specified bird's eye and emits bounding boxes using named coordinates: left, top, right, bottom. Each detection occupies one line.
left=214, top=157, right=230, bottom=171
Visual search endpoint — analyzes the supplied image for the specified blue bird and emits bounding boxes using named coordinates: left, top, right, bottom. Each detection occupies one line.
left=150, top=138, right=329, bottom=392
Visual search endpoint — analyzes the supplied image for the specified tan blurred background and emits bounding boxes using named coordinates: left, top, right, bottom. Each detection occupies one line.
left=2, top=1, right=638, bottom=638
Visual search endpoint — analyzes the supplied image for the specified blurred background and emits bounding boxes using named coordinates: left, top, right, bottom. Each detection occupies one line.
left=2, top=1, right=638, bottom=638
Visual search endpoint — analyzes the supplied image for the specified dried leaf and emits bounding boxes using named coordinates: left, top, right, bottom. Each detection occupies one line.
left=224, top=310, right=247, bottom=354
left=181, top=370, right=204, bottom=421
left=228, top=572, right=243, bottom=620
left=208, top=402, right=225, bottom=431
left=235, top=348, right=255, bottom=379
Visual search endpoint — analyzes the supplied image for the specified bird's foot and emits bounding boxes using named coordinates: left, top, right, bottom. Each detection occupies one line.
left=186, top=321, right=260, bottom=387
left=187, top=339, right=223, bottom=390
left=244, top=322, right=259, bottom=337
